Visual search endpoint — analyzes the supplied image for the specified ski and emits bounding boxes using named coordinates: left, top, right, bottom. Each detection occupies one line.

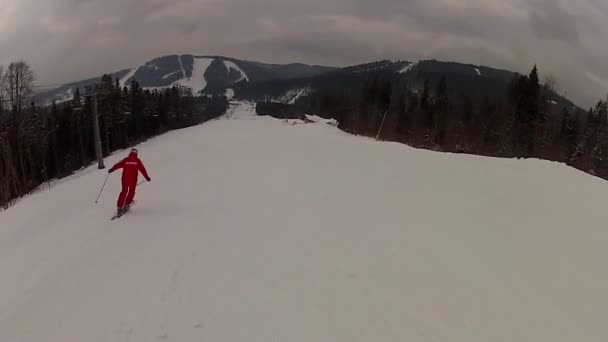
left=111, top=203, right=134, bottom=220
left=111, top=211, right=124, bottom=220
left=111, top=209, right=128, bottom=220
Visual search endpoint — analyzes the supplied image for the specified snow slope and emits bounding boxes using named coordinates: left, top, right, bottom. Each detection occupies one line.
left=173, top=57, right=214, bottom=95
left=2, top=102, right=608, bottom=341
left=223, top=60, right=249, bottom=82
left=119, top=68, right=138, bottom=88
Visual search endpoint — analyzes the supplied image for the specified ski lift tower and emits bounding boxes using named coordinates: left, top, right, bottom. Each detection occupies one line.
left=83, top=85, right=105, bottom=170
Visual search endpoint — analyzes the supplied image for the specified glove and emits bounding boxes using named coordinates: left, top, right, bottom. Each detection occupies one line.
left=108, top=169, right=113, bottom=174
left=146, top=177, right=151, bottom=182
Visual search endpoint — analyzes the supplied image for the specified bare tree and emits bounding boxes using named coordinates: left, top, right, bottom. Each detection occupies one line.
left=4, top=61, right=34, bottom=113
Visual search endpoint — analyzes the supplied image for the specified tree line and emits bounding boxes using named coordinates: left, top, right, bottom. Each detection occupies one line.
left=296, top=65, right=608, bottom=180
left=0, top=61, right=228, bottom=208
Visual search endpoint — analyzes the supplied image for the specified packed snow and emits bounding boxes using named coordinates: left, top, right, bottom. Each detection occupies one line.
left=223, top=60, right=249, bottom=83
left=305, top=114, right=338, bottom=126
left=173, top=57, right=213, bottom=95
left=119, top=68, right=138, bottom=88
left=2, top=101, right=608, bottom=341
left=399, top=61, right=419, bottom=74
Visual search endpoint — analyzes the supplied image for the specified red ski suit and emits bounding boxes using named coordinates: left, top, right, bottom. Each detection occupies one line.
left=109, top=151, right=151, bottom=208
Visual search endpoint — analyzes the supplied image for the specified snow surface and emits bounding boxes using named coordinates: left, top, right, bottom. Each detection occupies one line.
left=173, top=57, right=213, bottom=95
left=119, top=68, right=138, bottom=88
left=2, top=101, right=608, bottom=341
left=223, top=60, right=249, bottom=82
left=475, top=67, right=481, bottom=76
left=224, top=101, right=257, bottom=120
left=305, top=114, right=338, bottom=126
left=399, top=61, right=419, bottom=74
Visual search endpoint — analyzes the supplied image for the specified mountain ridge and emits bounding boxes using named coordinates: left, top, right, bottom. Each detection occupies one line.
left=34, top=54, right=582, bottom=112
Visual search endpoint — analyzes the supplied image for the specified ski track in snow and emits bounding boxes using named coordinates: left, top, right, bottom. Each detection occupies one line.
left=162, top=71, right=181, bottom=80
left=288, top=88, right=308, bottom=104
left=177, top=55, right=186, bottom=79
left=223, top=60, right=249, bottom=82
left=275, top=88, right=309, bottom=104
left=2, top=101, right=608, bottom=341
left=119, top=68, right=138, bottom=88
left=399, top=61, right=418, bottom=74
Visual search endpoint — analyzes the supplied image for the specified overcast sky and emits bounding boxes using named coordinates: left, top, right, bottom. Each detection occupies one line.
left=1, top=0, right=607, bottom=106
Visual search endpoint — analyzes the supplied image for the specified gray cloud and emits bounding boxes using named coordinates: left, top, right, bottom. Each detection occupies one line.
left=1, top=0, right=607, bottom=106
left=529, top=0, right=580, bottom=43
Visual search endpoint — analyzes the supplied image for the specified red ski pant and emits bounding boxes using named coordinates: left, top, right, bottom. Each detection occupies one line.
left=117, top=179, right=137, bottom=208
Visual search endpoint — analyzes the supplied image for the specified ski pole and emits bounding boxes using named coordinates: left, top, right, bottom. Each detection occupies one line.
left=95, top=173, right=110, bottom=204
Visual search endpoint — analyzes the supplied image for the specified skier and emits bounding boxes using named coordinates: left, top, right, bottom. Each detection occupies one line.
left=109, top=148, right=151, bottom=216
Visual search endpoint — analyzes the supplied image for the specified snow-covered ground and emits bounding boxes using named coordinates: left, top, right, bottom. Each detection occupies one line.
left=305, top=114, right=338, bottom=126
left=224, top=101, right=257, bottom=120
left=2, top=102, right=608, bottom=341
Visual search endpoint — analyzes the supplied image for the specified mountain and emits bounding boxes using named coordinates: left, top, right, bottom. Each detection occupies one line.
left=34, top=70, right=131, bottom=104
left=35, top=55, right=582, bottom=112
left=34, top=55, right=335, bottom=104
left=2, top=102, right=607, bottom=341
left=237, top=59, right=581, bottom=112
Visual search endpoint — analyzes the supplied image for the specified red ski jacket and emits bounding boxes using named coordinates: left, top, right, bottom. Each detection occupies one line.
left=109, top=151, right=151, bottom=184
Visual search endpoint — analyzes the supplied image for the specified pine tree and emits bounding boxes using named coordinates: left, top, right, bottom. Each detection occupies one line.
left=527, top=65, right=542, bottom=127
left=73, top=88, right=82, bottom=109
left=433, top=76, right=449, bottom=146
left=559, top=107, right=577, bottom=162
left=420, top=80, right=430, bottom=111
